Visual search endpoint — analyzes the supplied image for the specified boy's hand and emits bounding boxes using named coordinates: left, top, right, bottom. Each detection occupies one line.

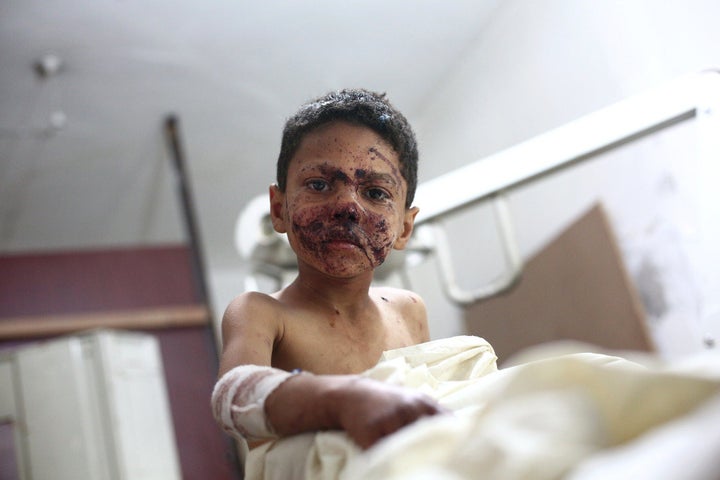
left=265, top=373, right=447, bottom=449
left=331, top=377, right=446, bottom=449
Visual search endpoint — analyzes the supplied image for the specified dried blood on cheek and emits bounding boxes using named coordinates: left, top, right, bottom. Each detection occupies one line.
left=368, top=217, right=393, bottom=265
left=291, top=205, right=330, bottom=256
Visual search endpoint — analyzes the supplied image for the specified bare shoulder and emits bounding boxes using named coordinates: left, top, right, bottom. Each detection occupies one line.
left=218, top=291, right=285, bottom=376
left=372, top=286, right=426, bottom=311
left=223, top=290, right=282, bottom=322
left=372, top=286, right=429, bottom=342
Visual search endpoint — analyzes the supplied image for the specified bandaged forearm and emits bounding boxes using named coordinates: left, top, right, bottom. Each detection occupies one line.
left=212, top=365, right=303, bottom=441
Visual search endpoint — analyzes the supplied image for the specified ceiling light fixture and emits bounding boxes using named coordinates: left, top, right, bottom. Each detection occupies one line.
left=34, top=53, right=64, bottom=79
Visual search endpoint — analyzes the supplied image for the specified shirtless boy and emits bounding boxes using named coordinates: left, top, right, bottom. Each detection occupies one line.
left=212, top=89, right=444, bottom=452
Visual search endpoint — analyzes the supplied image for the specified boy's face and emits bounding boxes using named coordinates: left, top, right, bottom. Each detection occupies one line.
left=270, top=121, right=418, bottom=279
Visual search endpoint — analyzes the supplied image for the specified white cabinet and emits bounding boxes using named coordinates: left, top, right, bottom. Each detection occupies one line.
left=0, top=330, right=181, bottom=479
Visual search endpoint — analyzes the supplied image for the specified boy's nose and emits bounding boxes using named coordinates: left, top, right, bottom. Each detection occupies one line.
left=333, top=202, right=360, bottom=222
left=332, top=190, right=361, bottom=222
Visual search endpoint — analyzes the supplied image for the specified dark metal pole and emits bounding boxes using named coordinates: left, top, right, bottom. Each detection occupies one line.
left=164, top=115, right=244, bottom=478
left=164, top=114, right=212, bottom=313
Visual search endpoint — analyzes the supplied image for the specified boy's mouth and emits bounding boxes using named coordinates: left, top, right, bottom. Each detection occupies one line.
left=295, top=221, right=369, bottom=253
left=321, top=227, right=364, bottom=248
left=292, top=214, right=392, bottom=268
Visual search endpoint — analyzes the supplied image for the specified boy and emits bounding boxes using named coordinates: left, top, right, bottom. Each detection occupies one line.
left=212, top=89, right=444, bottom=452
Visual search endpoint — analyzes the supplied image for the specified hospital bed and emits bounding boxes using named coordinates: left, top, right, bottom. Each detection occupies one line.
left=232, top=70, right=720, bottom=479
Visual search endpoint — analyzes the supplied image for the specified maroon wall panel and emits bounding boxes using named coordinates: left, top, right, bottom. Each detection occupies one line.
left=0, top=246, right=200, bottom=316
left=157, top=327, right=242, bottom=479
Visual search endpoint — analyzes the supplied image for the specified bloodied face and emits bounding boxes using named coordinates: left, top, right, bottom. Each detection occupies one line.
left=270, top=121, right=418, bottom=278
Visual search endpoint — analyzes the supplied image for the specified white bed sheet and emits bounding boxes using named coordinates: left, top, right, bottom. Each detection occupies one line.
left=244, top=336, right=720, bottom=480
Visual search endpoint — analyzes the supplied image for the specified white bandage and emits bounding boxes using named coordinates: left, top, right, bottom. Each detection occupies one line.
left=212, top=365, right=300, bottom=441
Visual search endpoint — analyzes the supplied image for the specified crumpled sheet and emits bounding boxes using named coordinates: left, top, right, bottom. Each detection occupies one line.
left=244, top=336, right=720, bottom=480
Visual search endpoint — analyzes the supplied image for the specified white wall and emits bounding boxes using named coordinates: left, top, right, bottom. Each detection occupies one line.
left=410, top=0, right=720, bottom=356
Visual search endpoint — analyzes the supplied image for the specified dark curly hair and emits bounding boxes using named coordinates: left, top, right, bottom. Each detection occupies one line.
left=276, top=88, right=418, bottom=209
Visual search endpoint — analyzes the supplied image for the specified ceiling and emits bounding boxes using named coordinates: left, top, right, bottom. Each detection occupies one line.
left=0, top=0, right=500, bottom=267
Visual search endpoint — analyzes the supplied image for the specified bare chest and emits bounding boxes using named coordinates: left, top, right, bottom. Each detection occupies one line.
left=272, top=313, right=415, bottom=374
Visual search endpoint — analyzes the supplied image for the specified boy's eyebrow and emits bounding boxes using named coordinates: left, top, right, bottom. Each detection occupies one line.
left=358, top=171, right=399, bottom=186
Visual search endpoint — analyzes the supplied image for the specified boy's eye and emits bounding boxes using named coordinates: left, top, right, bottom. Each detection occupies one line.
left=307, top=179, right=329, bottom=192
left=365, top=187, right=390, bottom=202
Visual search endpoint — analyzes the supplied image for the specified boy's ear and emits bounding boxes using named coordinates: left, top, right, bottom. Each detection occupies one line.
left=268, top=184, right=287, bottom=234
left=393, top=206, right=419, bottom=251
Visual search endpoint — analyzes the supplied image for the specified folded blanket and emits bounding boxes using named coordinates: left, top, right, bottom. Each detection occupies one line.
left=244, top=336, right=720, bottom=480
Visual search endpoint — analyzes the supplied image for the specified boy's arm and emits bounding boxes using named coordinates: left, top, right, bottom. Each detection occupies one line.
left=217, top=292, right=278, bottom=377
left=214, top=292, right=445, bottom=449
left=265, top=372, right=443, bottom=449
